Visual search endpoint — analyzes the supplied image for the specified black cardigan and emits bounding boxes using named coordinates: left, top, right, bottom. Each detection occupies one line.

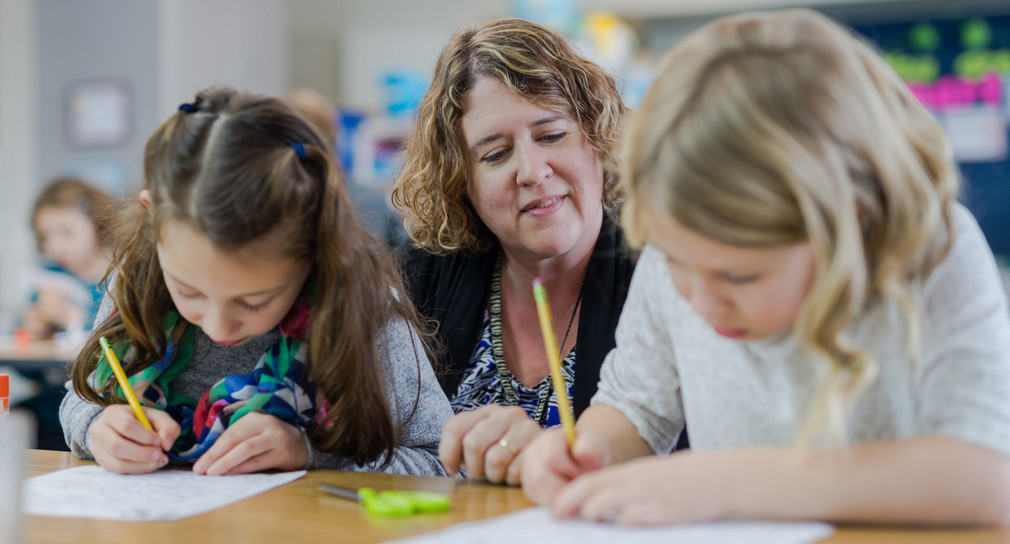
left=399, top=215, right=636, bottom=417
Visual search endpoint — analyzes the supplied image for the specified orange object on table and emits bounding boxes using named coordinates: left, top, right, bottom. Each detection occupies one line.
left=0, top=373, right=9, bottom=412
left=14, top=327, right=30, bottom=349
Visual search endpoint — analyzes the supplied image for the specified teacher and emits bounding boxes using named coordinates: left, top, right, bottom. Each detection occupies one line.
left=393, top=18, right=635, bottom=485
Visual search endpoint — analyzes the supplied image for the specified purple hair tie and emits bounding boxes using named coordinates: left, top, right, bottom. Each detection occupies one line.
left=178, top=103, right=197, bottom=113
left=290, top=142, right=307, bottom=160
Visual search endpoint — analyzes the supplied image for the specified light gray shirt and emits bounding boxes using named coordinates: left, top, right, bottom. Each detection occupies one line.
left=60, top=295, right=453, bottom=476
left=593, top=204, right=1010, bottom=458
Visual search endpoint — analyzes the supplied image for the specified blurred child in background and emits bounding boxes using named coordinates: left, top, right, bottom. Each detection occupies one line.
left=284, top=87, right=403, bottom=246
left=23, top=177, right=114, bottom=340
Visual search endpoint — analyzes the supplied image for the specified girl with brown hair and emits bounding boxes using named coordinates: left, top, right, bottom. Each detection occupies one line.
left=60, top=87, right=452, bottom=476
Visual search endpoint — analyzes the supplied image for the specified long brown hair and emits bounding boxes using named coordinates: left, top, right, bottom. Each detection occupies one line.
left=392, top=17, right=625, bottom=254
left=71, top=87, right=422, bottom=465
left=623, top=9, right=958, bottom=444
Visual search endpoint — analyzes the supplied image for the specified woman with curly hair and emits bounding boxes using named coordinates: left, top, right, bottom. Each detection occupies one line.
left=393, top=18, right=640, bottom=485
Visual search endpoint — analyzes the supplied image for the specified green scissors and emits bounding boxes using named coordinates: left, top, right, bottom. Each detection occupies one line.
left=318, top=484, right=451, bottom=516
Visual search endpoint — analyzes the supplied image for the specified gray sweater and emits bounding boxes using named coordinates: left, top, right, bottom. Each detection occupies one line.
left=60, top=300, right=453, bottom=476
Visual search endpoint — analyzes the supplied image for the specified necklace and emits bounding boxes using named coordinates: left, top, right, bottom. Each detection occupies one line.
left=489, top=251, right=582, bottom=425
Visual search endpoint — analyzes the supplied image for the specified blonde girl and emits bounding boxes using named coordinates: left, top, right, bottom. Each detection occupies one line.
left=60, top=88, right=452, bottom=476
left=521, top=9, right=1010, bottom=525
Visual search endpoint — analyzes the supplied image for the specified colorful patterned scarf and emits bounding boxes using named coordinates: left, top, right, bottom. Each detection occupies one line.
left=95, top=298, right=329, bottom=461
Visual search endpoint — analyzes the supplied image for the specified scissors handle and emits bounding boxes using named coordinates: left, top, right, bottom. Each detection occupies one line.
left=359, top=487, right=451, bottom=516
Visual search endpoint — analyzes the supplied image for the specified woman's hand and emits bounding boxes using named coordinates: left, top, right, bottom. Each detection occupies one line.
left=439, top=405, right=542, bottom=485
left=521, top=428, right=610, bottom=505
left=89, top=404, right=179, bottom=474
left=192, top=412, right=308, bottom=476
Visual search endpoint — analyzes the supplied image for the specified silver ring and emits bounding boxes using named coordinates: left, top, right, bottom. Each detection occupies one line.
left=497, top=438, right=518, bottom=456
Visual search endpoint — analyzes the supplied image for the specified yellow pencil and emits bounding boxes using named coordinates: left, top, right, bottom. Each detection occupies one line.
left=532, top=278, right=576, bottom=448
left=99, top=336, right=153, bottom=431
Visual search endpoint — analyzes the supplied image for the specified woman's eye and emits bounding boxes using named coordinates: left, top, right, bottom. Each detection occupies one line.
left=541, top=131, right=567, bottom=143
left=481, top=149, right=508, bottom=164
left=723, top=274, right=760, bottom=285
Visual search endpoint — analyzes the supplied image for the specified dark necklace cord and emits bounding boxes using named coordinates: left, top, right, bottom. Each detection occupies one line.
left=489, top=252, right=582, bottom=425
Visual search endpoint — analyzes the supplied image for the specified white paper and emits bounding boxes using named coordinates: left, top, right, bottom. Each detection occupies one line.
left=25, top=465, right=305, bottom=521
left=387, top=507, right=834, bottom=544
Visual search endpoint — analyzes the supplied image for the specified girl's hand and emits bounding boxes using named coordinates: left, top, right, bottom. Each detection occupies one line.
left=192, top=412, right=307, bottom=476
left=551, top=452, right=730, bottom=525
left=439, top=404, right=542, bottom=485
left=521, top=429, right=610, bottom=505
left=89, top=405, right=179, bottom=474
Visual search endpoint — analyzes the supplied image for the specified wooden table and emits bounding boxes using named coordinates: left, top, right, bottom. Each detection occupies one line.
left=1, top=341, right=76, bottom=450
left=24, top=450, right=1010, bottom=544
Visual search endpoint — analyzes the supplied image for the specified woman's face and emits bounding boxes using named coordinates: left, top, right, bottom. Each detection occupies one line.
left=35, top=206, right=100, bottom=278
left=461, top=76, right=605, bottom=262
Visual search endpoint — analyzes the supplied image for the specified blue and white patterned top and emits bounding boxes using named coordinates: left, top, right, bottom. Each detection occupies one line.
left=449, top=309, right=576, bottom=428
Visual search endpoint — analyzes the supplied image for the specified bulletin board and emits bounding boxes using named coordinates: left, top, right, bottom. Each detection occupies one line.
left=850, top=15, right=1010, bottom=255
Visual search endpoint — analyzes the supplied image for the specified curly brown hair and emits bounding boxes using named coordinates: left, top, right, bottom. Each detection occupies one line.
left=392, top=17, right=625, bottom=254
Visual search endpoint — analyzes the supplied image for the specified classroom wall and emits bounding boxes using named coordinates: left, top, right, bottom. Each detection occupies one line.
left=287, top=0, right=509, bottom=107
left=36, top=0, right=160, bottom=195
left=36, top=0, right=289, bottom=196
left=0, top=0, right=39, bottom=325
left=159, top=0, right=289, bottom=113
left=580, top=0, right=922, bottom=17
left=0, top=0, right=288, bottom=318
left=285, top=0, right=926, bottom=110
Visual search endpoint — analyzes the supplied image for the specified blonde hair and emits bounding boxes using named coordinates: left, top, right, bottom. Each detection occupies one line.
left=622, top=9, right=958, bottom=444
left=392, top=17, right=625, bottom=253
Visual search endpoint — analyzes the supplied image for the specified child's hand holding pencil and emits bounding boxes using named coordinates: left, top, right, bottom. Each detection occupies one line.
left=86, top=337, right=180, bottom=474
left=99, top=337, right=153, bottom=431
left=518, top=279, right=610, bottom=503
